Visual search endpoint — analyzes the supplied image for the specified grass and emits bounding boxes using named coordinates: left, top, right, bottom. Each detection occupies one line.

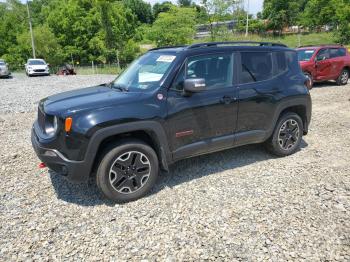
left=74, top=66, right=121, bottom=75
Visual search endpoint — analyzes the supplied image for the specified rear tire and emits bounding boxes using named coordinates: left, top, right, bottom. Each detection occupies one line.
left=96, top=139, right=159, bottom=203
left=336, top=69, right=349, bottom=86
left=265, top=113, right=303, bottom=157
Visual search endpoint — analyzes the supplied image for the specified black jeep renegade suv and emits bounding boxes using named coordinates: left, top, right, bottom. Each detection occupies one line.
left=31, top=41, right=312, bottom=202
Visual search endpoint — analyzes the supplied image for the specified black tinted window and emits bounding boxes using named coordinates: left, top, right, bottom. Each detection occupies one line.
left=316, top=49, right=330, bottom=61
left=276, top=51, right=287, bottom=74
left=240, top=52, right=273, bottom=84
left=338, top=48, right=346, bottom=57
left=173, top=53, right=234, bottom=91
left=330, top=48, right=339, bottom=58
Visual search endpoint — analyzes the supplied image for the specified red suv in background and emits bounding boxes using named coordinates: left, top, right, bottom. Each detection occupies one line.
left=296, top=45, right=350, bottom=89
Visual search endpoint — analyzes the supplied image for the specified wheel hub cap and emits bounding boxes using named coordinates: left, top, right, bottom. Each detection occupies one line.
left=278, top=119, right=300, bottom=150
left=109, top=151, right=151, bottom=194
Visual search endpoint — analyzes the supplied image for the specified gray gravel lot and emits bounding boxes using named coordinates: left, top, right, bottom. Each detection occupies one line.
left=0, top=74, right=349, bottom=260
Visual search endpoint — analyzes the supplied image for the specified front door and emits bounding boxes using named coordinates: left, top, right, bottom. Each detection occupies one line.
left=165, top=52, right=238, bottom=160
left=315, top=48, right=332, bottom=81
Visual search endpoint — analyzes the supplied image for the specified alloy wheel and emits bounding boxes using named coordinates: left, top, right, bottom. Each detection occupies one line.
left=278, top=119, right=300, bottom=151
left=109, top=151, right=151, bottom=194
left=341, top=71, right=349, bottom=84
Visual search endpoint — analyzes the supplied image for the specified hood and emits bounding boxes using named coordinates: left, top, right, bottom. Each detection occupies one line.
left=43, top=85, right=143, bottom=117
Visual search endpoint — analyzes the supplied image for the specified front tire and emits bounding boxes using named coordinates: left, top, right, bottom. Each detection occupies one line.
left=96, top=139, right=159, bottom=203
left=265, top=113, right=303, bottom=157
left=336, top=69, right=349, bottom=86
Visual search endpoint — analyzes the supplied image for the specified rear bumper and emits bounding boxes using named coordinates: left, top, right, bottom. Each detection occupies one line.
left=31, top=127, right=90, bottom=182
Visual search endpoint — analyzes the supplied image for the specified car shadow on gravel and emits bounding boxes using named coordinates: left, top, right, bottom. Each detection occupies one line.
left=152, top=141, right=308, bottom=195
left=49, top=140, right=308, bottom=206
left=49, top=171, right=115, bottom=207
left=313, top=81, right=339, bottom=88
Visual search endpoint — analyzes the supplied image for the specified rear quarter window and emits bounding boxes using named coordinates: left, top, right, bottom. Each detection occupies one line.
left=276, top=51, right=300, bottom=75
left=240, top=52, right=273, bottom=84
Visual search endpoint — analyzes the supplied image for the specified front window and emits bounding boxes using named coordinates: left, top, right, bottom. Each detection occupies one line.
left=112, top=52, right=177, bottom=91
left=172, top=53, right=234, bottom=91
left=297, top=49, right=315, bottom=62
left=29, top=60, right=46, bottom=65
left=0, top=61, right=5, bottom=66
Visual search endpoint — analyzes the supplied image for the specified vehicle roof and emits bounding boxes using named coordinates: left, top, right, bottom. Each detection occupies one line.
left=149, top=41, right=293, bottom=54
left=297, top=44, right=345, bottom=50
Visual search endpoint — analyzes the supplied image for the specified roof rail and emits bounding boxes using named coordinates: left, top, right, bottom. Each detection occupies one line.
left=187, top=41, right=287, bottom=49
left=148, top=45, right=187, bottom=51
left=297, top=44, right=343, bottom=48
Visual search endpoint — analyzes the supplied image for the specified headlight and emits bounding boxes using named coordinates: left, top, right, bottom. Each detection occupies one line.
left=45, top=115, right=58, bottom=137
left=28, top=66, right=32, bottom=70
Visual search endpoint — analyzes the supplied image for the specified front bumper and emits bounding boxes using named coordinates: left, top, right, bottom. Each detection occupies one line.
left=31, top=127, right=90, bottom=182
left=27, top=69, right=49, bottom=76
left=0, top=70, right=10, bottom=77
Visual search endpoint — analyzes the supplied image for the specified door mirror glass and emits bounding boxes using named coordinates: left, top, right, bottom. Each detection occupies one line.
left=184, top=78, right=206, bottom=93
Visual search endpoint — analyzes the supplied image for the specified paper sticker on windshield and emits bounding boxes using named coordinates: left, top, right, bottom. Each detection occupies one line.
left=156, top=55, right=176, bottom=63
left=305, top=50, right=314, bottom=53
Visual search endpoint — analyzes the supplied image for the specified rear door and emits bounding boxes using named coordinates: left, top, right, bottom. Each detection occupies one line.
left=315, top=48, right=332, bottom=81
left=330, top=48, right=347, bottom=78
left=236, top=51, right=279, bottom=145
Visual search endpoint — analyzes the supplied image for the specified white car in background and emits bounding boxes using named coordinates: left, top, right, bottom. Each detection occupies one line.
left=25, top=59, right=50, bottom=77
left=0, top=59, right=11, bottom=78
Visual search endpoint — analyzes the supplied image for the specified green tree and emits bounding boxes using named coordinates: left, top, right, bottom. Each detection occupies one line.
left=300, top=0, right=336, bottom=30
left=178, top=0, right=192, bottom=7
left=333, top=0, right=350, bottom=44
left=17, top=25, right=63, bottom=65
left=263, top=0, right=300, bottom=34
left=150, top=6, right=196, bottom=47
left=153, top=1, right=174, bottom=18
left=122, top=0, right=153, bottom=24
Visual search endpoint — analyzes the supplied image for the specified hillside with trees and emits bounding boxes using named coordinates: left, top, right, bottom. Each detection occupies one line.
left=0, top=0, right=349, bottom=70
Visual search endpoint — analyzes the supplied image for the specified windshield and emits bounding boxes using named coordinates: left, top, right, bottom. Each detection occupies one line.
left=28, top=60, right=46, bottom=65
left=0, top=62, right=5, bottom=66
left=112, top=52, right=177, bottom=91
left=297, top=49, right=315, bottom=62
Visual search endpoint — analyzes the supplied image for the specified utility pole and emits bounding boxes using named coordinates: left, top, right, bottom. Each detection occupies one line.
left=26, top=1, right=36, bottom=58
left=245, top=0, right=249, bottom=37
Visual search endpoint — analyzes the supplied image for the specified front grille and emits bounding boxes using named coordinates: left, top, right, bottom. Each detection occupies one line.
left=34, top=69, right=45, bottom=72
left=38, top=107, right=45, bottom=131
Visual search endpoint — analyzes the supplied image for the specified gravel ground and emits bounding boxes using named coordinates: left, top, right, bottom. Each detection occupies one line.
left=0, top=74, right=349, bottom=261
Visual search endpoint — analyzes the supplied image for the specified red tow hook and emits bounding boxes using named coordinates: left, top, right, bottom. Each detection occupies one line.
left=38, top=162, right=47, bottom=169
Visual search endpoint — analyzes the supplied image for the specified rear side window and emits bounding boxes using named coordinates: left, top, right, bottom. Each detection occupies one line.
left=338, top=48, right=346, bottom=57
left=240, top=52, right=273, bottom=84
left=330, top=48, right=346, bottom=58
left=330, top=48, right=339, bottom=58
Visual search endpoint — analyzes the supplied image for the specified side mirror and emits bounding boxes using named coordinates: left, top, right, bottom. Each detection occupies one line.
left=47, top=64, right=50, bottom=67
left=183, top=78, right=206, bottom=93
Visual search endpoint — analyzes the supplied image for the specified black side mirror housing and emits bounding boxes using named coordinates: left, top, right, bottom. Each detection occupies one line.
left=183, top=78, right=206, bottom=94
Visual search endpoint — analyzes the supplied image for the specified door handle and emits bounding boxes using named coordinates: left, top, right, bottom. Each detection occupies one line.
left=220, top=96, right=233, bottom=104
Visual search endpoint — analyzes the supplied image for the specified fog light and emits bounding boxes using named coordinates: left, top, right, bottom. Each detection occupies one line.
left=43, top=150, right=57, bottom=157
